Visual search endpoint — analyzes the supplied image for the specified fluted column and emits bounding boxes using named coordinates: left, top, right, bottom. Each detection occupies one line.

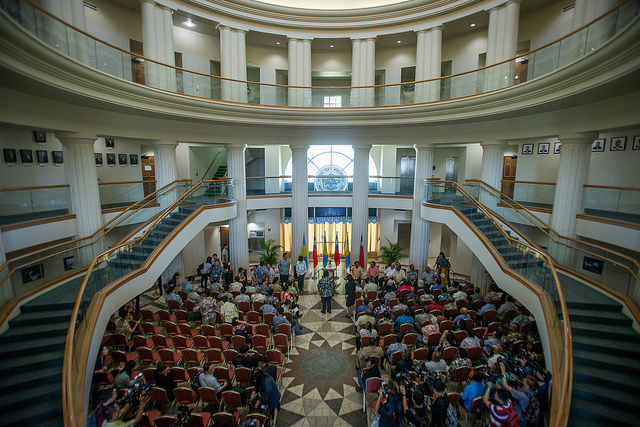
left=551, top=133, right=597, bottom=238
left=415, top=27, right=443, bottom=103
left=572, top=0, right=618, bottom=29
left=220, top=26, right=248, bottom=103
left=152, top=141, right=178, bottom=190
left=287, top=38, right=312, bottom=107
left=226, top=144, right=248, bottom=271
left=40, top=0, right=88, bottom=63
left=352, top=145, right=371, bottom=267
left=410, top=144, right=435, bottom=272
left=471, top=255, right=489, bottom=292
left=290, top=145, right=309, bottom=263
left=486, top=0, right=521, bottom=90
left=351, top=38, right=376, bottom=107
left=56, top=132, right=102, bottom=239
left=480, top=140, right=508, bottom=212
left=140, top=0, right=175, bottom=90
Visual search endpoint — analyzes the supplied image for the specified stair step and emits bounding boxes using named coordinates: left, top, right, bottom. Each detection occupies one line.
left=0, top=350, right=64, bottom=375
left=19, top=301, right=76, bottom=313
left=0, top=397, right=63, bottom=427
left=565, top=300, right=623, bottom=312
left=0, top=366, right=62, bottom=395
left=570, top=396, right=640, bottom=427
left=572, top=380, right=640, bottom=411
left=570, top=321, right=640, bottom=342
left=8, top=309, right=73, bottom=328
left=572, top=335, right=640, bottom=359
left=573, top=349, right=640, bottom=376
left=568, top=308, right=632, bottom=326
left=0, top=322, right=70, bottom=343
left=0, top=383, right=61, bottom=413
left=0, top=335, right=67, bottom=360
left=573, top=365, right=640, bottom=395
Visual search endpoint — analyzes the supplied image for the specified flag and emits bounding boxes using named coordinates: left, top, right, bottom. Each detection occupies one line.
left=334, top=232, right=340, bottom=266
left=345, top=233, right=351, bottom=267
left=313, top=234, right=318, bottom=269
left=359, top=234, right=365, bottom=266
left=302, top=233, right=307, bottom=267
left=323, top=232, right=328, bottom=268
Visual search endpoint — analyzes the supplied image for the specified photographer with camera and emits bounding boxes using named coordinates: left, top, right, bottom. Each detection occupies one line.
left=114, top=361, right=138, bottom=390
left=371, top=387, right=403, bottom=427
left=482, top=379, right=520, bottom=427
left=499, top=363, right=540, bottom=427
left=102, top=392, right=149, bottom=427
left=153, top=363, right=175, bottom=400
left=252, top=366, right=281, bottom=425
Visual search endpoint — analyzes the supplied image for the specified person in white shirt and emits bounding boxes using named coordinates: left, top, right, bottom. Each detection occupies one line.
left=221, top=244, right=229, bottom=265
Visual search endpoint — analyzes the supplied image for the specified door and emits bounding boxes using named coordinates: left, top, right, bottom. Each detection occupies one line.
left=400, top=156, right=415, bottom=195
left=397, top=222, right=412, bottom=255
left=141, top=155, right=155, bottom=196
left=501, top=156, right=517, bottom=198
left=220, top=226, right=229, bottom=256
left=445, top=156, right=458, bottom=193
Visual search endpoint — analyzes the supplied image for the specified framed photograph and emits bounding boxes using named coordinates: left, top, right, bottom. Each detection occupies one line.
left=610, top=137, right=626, bottom=151
left=105, top=138, right=115, bottom=149
left=633, top=136, right=640, bottom=151
left=52, top=151, right=63, bottom=164
left=538, top=143, right=550, bottom=155
left=583, top=256, right=603, bottom=275
left=63, top=256, right=76, bottom=271
left=3, top=148, right=17, bottom=163
left=592, top=138, right=605, bottom=152
left=522, top=144, right=533, bottom=156
left=36, top=150, right=48, bottom=164
left=33, top=131, right=46, bottom=143
left=554, top=142, right=561, bottom=155
left=130, top=154, right=139, bottom=165
left=118, top=154, right=127, bottom=165
left=95, top=153, right=103, bottom=166
left=21, top=264, right=44, bottom=284
left=106, top=153, right=116, bottom=166
left=20, top=149, right=33, bottom=163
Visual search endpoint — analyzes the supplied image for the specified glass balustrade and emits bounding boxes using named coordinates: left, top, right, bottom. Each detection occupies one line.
left=246, top=177, right=291, bottom=197
left=583, top=185, right=640, bottom=224
left=0, top=185, right=70, bottom=226
left=510, top=181, right=556, bottom=210
left=3, top=0, right=638, bottom=108
left=98, top=181, right=154, bottom=209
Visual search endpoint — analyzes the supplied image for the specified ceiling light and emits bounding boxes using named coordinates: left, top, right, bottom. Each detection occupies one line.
left=330, top=44, right=334, bottom=48
left=276, top=41, right=280, bottom=45
left=397, top=40, right=401, bottom=44
left=470, top=23, right=476, bottom=27
left=185, top=18, right=196, bottom=28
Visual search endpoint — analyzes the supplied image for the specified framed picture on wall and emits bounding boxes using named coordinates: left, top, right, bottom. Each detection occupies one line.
left=36, top=150, right=48, bottom=164
left=52, top=151, right=63, bottom=164
left=33, top=131, right=46, bottom=143
left=3, top=148, right=17, bottom=163
left=95, top=153, right=103, bottom=166
left=21, top=264, right=44, bottom=284
left=130, top=154, right=139, bottom=165
left=105, top=138, right=115, bottom=149
left=63, top=256, right=76, bottom=271
left=118, top=154, right=127, bottom=165
left=522, top=144, right=533, bottom=156
left=20, top=149, right=33, bottom=163
left=610, top=137, right=626, bottom=151
left=554, top=142, right=561, bottom=155
left=592, top=138, right=605, bottom=152
left=538, top=143, right=550, bottom=155
left=633, top=136, right=640, bottom=151
left=106, top=153, right=116, bottom=166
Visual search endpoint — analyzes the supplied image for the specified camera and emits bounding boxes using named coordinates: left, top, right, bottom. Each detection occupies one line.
left=118, top=378, right=153, bottom=409
left=379, top=381, right=389, bottom=398
left=169, top=406, right=193, bottom=427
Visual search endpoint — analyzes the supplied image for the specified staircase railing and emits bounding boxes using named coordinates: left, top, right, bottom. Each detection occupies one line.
left=423, top=179, right=572, bottom=427
left=63, top=179, right=234, bottom=426
left=1, top=0, right=638, bottom=108
left=465, top=179, right=640, bottom=308
left=0, top=179, right=192, bottom=316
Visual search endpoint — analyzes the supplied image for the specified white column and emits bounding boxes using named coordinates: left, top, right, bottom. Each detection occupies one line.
left=479, top=140, right=508, bottom=212
left=350, top=38, right=376, bottom=107
left=226, top=144, right=249, bottom=271
left=290, top=145, right=309, bottom=263
left=486, top=6, right=500, bottom=66
left=364, top=38, right=376, bottom=106
left=415, top=27, right=443, bottom=103
left=350, top=39, right=363, bottom=107
left=503, top=0, right=521, bottom=61
left=486, top=1, right=521, bottom=90
left=56, top=132, right=102, bottom=238
left=471, top=255, right=489, bottom=292
left=152, top=141, right=178, bottom=191
left=287, top=38, right=299, bottom=106
left=301, top=39, right=312, bottom=106
left=572, top=0, right=618, bottom=30
left=219, top=26, right=247, bottom=103
left=551, top=133, right=597, bottom=238
left=236, top=29, right=248, bottom=103
left=410, top=144, right=435, bottom=272
left=352, top=145, right=371, bottom=267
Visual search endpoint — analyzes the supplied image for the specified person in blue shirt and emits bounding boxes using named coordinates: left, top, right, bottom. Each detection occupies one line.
left=355, top=299, right=372, bottom=317
left=209, top=260, right=224, bottom=283
left=453, top=307, right=471, bottom=325
left=394, top=312, right=415, bottom=333
left=253, top=366, right=281, bottom=424
left=462, top=371, right=486, bottom=409
left=478, top=302, right=496, bottom=317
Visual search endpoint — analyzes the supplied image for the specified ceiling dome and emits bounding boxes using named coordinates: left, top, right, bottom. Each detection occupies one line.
left=250, top=0, right=414, bottom=11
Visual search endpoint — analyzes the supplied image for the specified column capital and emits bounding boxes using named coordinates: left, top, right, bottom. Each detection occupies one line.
left=139, top=0, right=156, bottom=6
left=351, top=37, right=377, bottom=43
left=505, top=0, right=522, bottom=6
left=557, top=132, right=599, bottom=145
left=55, top=132, right=98, bottom=145
left=414, top=143, right=436, bottom=152
left=225, top=143, right=247, bottom=152
left=415, top=25, right=444, bottom=35
left=152, top=140, right=178, bottom=149
left=480, top=140, right=509, bottom=149
left=353, top=144, right=372, bottom=152
left=289, top=144, right=309, bottom=152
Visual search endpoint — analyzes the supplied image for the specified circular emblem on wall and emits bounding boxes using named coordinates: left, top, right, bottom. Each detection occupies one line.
left=315, top=165, right=347, bottom=192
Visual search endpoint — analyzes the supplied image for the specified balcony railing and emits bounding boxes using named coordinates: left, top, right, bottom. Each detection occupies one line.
left=583, top=184, right=640, bottom=224
left=246, top=175, right=415, bottom=196
left=0, top=184, right=70, bottom=226
left=98, top=180, right=157, bottom=209
left=1, top=0, right=638, bottom=108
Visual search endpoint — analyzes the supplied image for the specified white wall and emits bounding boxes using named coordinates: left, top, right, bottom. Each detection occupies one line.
left=458, top=143, right=483, bottom=183
left=519, top=1, right=574, bottom=51
left=312, top=50, right=351, bottom=72
left=84, top=0, right=142, bottom=51
left=442, top=30, right=487, bottom=74
left=189, top=146, right=226, bottom=181
left=376, top=44, right=415, bottom=70
left=247, top=209, right=281, bottom=244
left=378, top=208, right=411, bottom=246
left=181, top=230, right=206, bottom=278
left=173, top=28, right=220, bottom=74
left=588, top=129, right=640, bottom=187
left=94, top=138, right=143, bottom=183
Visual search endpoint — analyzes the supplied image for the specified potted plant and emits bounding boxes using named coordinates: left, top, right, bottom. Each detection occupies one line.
left=257, top=239, right=282, bottom=266
left=378, top=238, right=408, bottom=267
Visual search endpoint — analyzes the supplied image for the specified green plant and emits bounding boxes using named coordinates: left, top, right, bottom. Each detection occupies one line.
left=257, top=239, right=282, bottom=266
left=377, top=238, right=407, bottom=266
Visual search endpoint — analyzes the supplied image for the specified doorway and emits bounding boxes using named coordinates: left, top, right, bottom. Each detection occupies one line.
left=220, top=226, right=229, bottom=256
left=400, top=156, right=415, bottom=195
left=141, top=155, right=155, bottom=196
left=397, top=222, right=411, bottom=255
left=445, top=156, right=458, bottom=193
left=501, top=156, right=517, bottom=198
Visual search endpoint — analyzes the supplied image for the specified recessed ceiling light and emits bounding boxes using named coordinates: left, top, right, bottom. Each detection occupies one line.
left=276, top=41, right=280, bottom=45
left=470, top=23, right=476, bottom=27
left=185, top=18, right=196, bottom=28
left=330, top=44, right=334, bottom=48
left=397, top=40, right=401, bottom=44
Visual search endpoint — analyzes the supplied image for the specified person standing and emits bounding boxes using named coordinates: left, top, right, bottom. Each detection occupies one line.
left=345, top=274, right=356, bottom=318
left=200, top=256, right=212, bottom=287
left=221, top=244, right=229, bottom=265
left=277, top=252, right=291, bottom=284
left=317, top=270, right=335, bottom=314
left=295, top=255, right=307, bottom=292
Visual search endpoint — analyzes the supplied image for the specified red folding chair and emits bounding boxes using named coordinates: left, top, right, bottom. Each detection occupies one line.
left=149, top=386, right=174, bottom=410
left=193, top=335, right=210, bottom=350
left=132, top=335, right=154, bottom=349
left=168, top=300, right=181, bottom=312
left=221, top=389, right=244, bottom=413
left=263, top=313, right=274, bottom=326
left=158, top=348, right=182, bottom=366
left=182, top=348, right=205, bottom=366
left=234, top=366, right=252, bottom=386
left=246, top=311, right=261, bottom=324
left=110, top=350, right=138, bottom=365
left=110, top=333, right=133, bottom=352
left=363, top=377, right=383, bottom=412
left=460, top=396, right=485, bottom=426
left=179, top=323, right=199, bottom=337
left=231, top=335, right=247, bottom=350
left=187, top=367, right=201, bottom=382
left=209, top=335, right=230, bottom=351
left=412, top=348, right=429, bottom=361
left=158, top=310, right=177, bottom=323
left=399, top=323, right=413, bottom=336
left=164, top=322, right=180, bottom=336
left=141, top=322, right=163, bottom=336
left=402, top=333, right=418, bottom=350
left=442, top=346, right=458, bottom=363
left=211, top=412, right=239, bottom=426
left=174, top=387, right=199, bottom=405
left=201, top=325, right=220, bottom=338
left=175, top=310, right=189, bottom=324
left=154, top=416, right=178, bottom=427
left=199, top=387, right=221, bottom=410
left=238, top=301, right=251, bottom=313
left=184, top=300, right=196, bottom=312
left=267, top=349, right=286, bottom=367
left=169, top=366, right=188, bottom=385
left=219, top=323, right=234, bottom=341
left=379, top=323, right=392, bottom=336
left=254, top=323, right=270, bottom=338
left=140, top=309, right=159, bottom=323
left=152, top=335, right=174, bottom=350
left=205, top=348, right=224, bottom=365
left=213, top=366, right=234, bottom=385
left=137, top=347, right=160, bottom=365
left=427, top=332, right=442, bottom=347
left=273, top=334, right=289, bottom=359
left=252, top=334, right=270, bottom=353
left=172, top=335, right=194, bottom=350
left=223, top=349, right=239, bottom=365
left=186, top=413, right=211, bottom=427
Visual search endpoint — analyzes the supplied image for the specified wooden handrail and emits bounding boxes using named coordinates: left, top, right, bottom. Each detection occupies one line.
left=97, top=180, right=156, bottom=185
left=63, top=179, right=234, bottom=426
left=499, top=180, right=556, bottom=185
left=11, top=0, right=632, bottom=93
left=0, top=184, right=70, bottom=191
left=246, top=176, right=291, bottom=179
left=583, top=184, right=640, bottom=191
